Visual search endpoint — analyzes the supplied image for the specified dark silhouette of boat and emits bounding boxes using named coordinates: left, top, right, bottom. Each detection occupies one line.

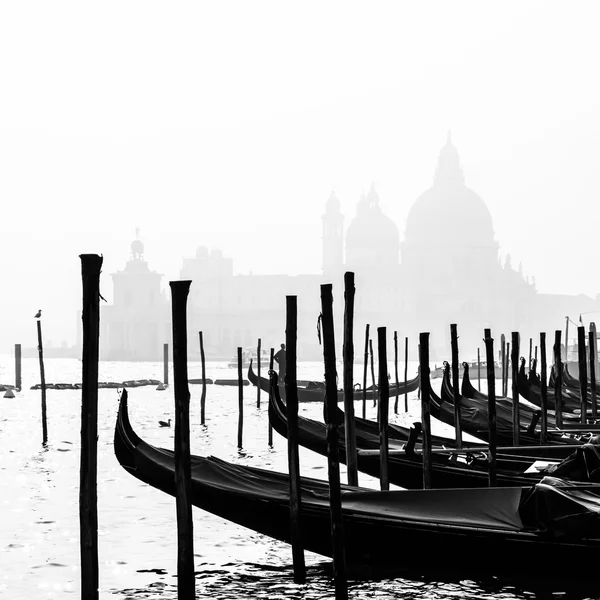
left=247, top=360, right=419, bottom=403
left=114, top=388, right=600, bottom=577
left=267, top=372, right=600, bottom=486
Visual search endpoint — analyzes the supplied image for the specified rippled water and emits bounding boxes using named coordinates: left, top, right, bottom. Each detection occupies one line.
left=1, top=357, right=599, bottom=599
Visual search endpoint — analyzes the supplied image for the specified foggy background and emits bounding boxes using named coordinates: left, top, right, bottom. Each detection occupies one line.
left=1, top=1, right=599, bottom=349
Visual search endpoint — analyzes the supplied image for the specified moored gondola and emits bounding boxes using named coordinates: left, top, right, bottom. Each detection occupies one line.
left=114, top=388, right=600, bottom=578
left=248, top=360, right=419, bottom=403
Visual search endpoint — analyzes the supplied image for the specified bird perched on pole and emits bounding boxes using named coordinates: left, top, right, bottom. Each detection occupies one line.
left=34, top=309, right=42, bottom=319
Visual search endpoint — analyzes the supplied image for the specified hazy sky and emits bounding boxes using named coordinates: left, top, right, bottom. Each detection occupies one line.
left=1, top=1, right=600, bottom=347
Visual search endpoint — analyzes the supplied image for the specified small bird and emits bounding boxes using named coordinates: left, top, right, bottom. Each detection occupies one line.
left=158, top=418, right=171, bottom=428
left=34, top=309, right=42, bottom=319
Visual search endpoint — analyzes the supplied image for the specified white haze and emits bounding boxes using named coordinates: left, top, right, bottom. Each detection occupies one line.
left=1, top=0, right=599, bottom=348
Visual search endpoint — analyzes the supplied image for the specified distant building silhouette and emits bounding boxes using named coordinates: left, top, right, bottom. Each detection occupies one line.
left=100, top=233, right=169, bottom=360
left=99, top=136, right=600, bottom=362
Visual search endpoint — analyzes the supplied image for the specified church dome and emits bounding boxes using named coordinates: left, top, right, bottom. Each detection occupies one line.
left=345, top=184, right=399, bottom=268
left=404, top=134, right=496, bottom=249
left=131, top=238, right=144, bottom=257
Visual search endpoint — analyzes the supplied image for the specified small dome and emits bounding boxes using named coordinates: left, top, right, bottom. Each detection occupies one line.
left=345, top=184, right=399, bottom=268
left=196, top=246, right=209, bottom=258
left=130, top=238, right=144, bottom=257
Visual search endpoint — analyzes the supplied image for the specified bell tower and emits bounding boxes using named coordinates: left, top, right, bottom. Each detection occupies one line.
left=321, top=191, right=344, bottom=276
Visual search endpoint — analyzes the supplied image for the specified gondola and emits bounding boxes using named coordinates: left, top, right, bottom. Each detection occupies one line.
left=248, top=360, right=419, bottom=403
left=114, top=388, right=600, bottom=577
left=517, top=359, right=582, bottom=413
left=428, top=364, right=593, bottom=458
left=267, top=373, right=600, bottom=487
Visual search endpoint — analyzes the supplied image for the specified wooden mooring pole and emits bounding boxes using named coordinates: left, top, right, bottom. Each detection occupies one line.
left=369, top=338, right=377, bottom=409
left=320, top=283, right=348, bottom=600
left=565, top=317, right=569, bottom=363
left=504, top=342, right=510, bottom=398
left=554, top=330, right=564, bottom=428
left=343, top=272, right=358, bottom=487
left=378, top=327, right=390, bottom=491
left=268, top=347, right=275, bottom=447
left=484, top=332, right=497, bottom=487
left=362, top=324, right=369, bottom=419
left=501, top=334, right=506, bottom=397
left=477, top=347, right=481, bottom=391
left=450, top=324, right=462, bottom=449
left=163, top=342, right=169, bottom=386
left=419, top=332, right=432, bottom=490
left=15, top=343, right=21, bottom=391
left=169, top=280, right=195, bottom=599
left=199, top=332, right=207, bottom=425
left=237, top=347, right=244, bottom=449
left=540, top=332, right=548, bottom=445
left=404, top=336, right=409, bottom=412
left=37, top=319, right=47, bottom=445
left=285, top=296, right=305, bottom=582
left=256, top=338, right=262, bottom=408
left=393, top=331, right=399, bottom=415
left=528, top=337, right=533, bottom=374
left=79, top=253, right=102, bottom=600
left=510, top=332, right=520, bottom=446
left=577, top=326, right=588, bottom=425
left=590, top=330, right=598, bottom=419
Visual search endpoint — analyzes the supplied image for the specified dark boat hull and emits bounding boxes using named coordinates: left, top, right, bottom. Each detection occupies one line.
left=248, top=362, right=419, bottom=403
left=114, top=390, right=600, bottom=578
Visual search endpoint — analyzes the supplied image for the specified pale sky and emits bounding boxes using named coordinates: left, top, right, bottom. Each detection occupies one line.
left=1, top=1, right=599, bottom=348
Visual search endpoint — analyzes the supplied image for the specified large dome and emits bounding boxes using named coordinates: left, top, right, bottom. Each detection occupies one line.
left=404, top=135, right=497, bottom=249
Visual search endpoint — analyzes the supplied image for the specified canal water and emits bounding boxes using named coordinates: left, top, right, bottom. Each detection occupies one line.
left=1, top=357, right=597, bottom=599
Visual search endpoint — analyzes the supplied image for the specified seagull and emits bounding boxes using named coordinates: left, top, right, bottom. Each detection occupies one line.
left=34, top=309, right=42, bottom=319
left=158, top=418, right=171, bottom=428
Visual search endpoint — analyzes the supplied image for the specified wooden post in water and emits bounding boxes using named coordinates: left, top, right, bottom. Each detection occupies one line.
left=565, top=316, right=570, bottom=363
left=540, top=332, right=548, bottom=445
left=199, top=332, right=207, bottom=425
left=393, top=331, right=399, bottom=415
left=592, top=322, right=598, bottom=372
left=285, top=296, right=305, bottom=583
left=419, top=333, right=432, bottom=489
left=256, top=338, right=262, bottom=408
left=169, top=280, right=195, bottom=599
left=342, top=272, right=358, bottom=487
left=577, top=326, right=588, bottom=425
left=362, top=324, right=369, bottom=419
left=504, top=342, right=510, bottom=398
left=528, top=338, right=533, bottom=374
left=450, top=324, right=462, bottom=449
left=79, top=254, right=102, bottom=600
left=477, top=347, right=481, bottom=391
left=237, top=347, right=244, bottom=449
left=268, top=347, right=274, bottom=447
left=554, top=331, right=563, bottom=428
left=320, top=284, right=348, bottom=600
left=163, top=342, right=169, bottom=386
left=484, top=332, right=497, bottom=487
left=500, top=334, right=506, bottom=397
left=510, top=332, right=520, bottom=446
left=404, top=336, right=409, bottom=412
left=36, top=319, right=47, bottom=445
left=377, top=327, right=389, bottom=491
left=369, top=338, right=377, bottom=409
left=14, top=343, right=21, bottom=391
left=590, top=330, right=598, bottom=419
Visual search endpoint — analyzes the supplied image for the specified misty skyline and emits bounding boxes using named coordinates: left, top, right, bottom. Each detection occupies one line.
left=2, top=1, right=600, bottom=349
